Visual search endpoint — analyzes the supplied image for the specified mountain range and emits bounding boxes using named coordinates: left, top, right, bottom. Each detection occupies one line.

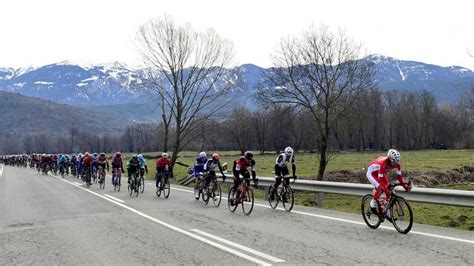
left=1, top=55, right=473, bottom=122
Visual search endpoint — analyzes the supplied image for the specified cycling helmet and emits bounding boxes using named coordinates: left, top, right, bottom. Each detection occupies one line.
left=85, top=152, right=90, bottom=156
left=244, top=151, right=253, bottom=159
left=284, top=146, right=294, bottom=155
left=162, top=153, right=168, bottom=158
left=212, top=153, right=221, bottom=161
left=100, top=152, right=105, bottom=156
left=72, top=153, right=76, bottom=156
left=138, top=154, right=144, bottom=160
left=93, top=153, right=98, bottom=157
left=115, top=152, right=121, bottom=156
left=199, top=151, right=206, bottom=158
left=133, top=154, right=138, bottom=159
left=78, top=153, right=83, bottom=157
left=388, top=149, right=400, bottom=164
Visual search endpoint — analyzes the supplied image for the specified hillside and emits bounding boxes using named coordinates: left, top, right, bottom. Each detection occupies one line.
left=0, top=91, right=128, bottom=137
left=0, top=56, right=472, bottom=111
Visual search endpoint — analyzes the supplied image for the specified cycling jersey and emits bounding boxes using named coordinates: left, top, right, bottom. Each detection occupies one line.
left=367, top=156, right=408, bottom=205
left=138, top=156, right=147, bottom=169
left=194, top=156, right=208, bottom=177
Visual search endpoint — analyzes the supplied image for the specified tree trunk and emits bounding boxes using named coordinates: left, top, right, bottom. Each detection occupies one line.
left=317, top=139, right=328, bottom=181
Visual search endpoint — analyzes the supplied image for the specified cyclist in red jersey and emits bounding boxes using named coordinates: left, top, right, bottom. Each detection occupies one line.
left=155, top=153, right=173, bottom=188
left=229, top=151, right=258, bottom=205
left=367, top=149, right=411, bottom=215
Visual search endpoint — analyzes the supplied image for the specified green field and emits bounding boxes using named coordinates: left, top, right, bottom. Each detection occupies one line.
left=122, top=149, right=474, bottom=181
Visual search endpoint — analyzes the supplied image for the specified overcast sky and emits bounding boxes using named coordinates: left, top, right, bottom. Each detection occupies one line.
left=1, top=0, right=473, bottom=69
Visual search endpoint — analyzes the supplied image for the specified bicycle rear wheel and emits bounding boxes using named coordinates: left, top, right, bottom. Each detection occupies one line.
left=391, top=197, right=413, bottom=234
left=268, top=185, right=278, bottom=209
left=361, top=194, right=381, bottom=229
left=140, top=177, right=145, bottom=193
left=241, top=189, right=254, bottom=216
left=227, top=187, right=238, bottom=212
left=282, top=186, right=294, bottom=212
left=163, top=178, right=170, bottom=198
left=100, top=174, right=105, bottom=190
left=212, top=183, right=222, bottom=207
left=202, top=185, right=210, bottom=205
left=128, top=180, right=133, bottom=196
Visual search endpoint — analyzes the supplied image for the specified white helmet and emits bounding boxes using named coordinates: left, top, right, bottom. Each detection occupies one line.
left=387, top=149, right=400, bottom=163
left=199, top=151, right=207, bottom=158
left=161, top=153, right=168, bottom=158
left=284, top=146, right=294, bottom=155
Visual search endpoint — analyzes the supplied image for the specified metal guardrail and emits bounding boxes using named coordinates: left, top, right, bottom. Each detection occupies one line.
left=216, top=175, right=474, bottom=208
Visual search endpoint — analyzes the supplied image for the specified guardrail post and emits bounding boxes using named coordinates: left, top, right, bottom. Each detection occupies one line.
left=316, top=192, right=323, bottom=208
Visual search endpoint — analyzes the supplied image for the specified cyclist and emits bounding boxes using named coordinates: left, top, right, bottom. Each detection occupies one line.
left=270, top=147, right=297, bottom=200
left=58, top=154, right=68, bottom=175
left=229, top=151, right=258, bottom=205
left=127, top=155, right=140, bottom=189
left=77, top=153, right=84, bottom=179
left=193, top=152, right=208, bottom=199
left=51, top=154, right=58, bottom=174
left=97, top=153, right=110, bottom=183
left=156, top=153, right=173, bottom=188
left=111, top=152, right=125, bottom=187
left=82, top=152, right=93, bottom=184
left=137, top=154, right=149, bottom=181
left=203, top=153, right=226, bottom=185
left=39, top=153, right=47, bottom=172
left=367, top=149, right=411, bottom=218
left=92, top=153, right=99, bottom=181
left=70, top=153, right=78, bottom=176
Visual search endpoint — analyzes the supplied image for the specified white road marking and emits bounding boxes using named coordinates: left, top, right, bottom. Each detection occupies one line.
left=73, top=182, right=82, bottom=186
left=0, top=164, right=4, bottom=177
left=171, top=186, right=474, bottom=245
left=104, top=194, right=125, bottom=203
left=191, top=229, right=284, bottom=263
left=47, top=174, right=273, bottom=265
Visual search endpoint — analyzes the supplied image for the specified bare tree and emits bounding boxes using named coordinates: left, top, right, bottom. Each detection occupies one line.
left=136, top=15, right=235, bottom=164
left=258, top=25, right=375, bottom=180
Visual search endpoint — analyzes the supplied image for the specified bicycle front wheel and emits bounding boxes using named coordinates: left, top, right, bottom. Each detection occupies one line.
left=242, top=189, right=254, bottom=216
left=361, top=194, right=381, bottom=229
left=282, top=186, right=294, bottom=212
left=391, top=197, right=413, bottom=234
left=163, top=178, right=170, bottom=198
left=100, top=174, right=105, bottom=190
left=228, top=187, right=238, bottom=212
left=212, top=183, right=222, bottom=207
left=268, top=185, right=278, bottom=209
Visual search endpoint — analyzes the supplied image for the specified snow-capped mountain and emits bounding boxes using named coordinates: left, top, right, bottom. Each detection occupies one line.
left=0, top=55, right=472, bottom=108
left=365, top=54, right=474, bottom=102
left=0, top=62, right=143, bottom=105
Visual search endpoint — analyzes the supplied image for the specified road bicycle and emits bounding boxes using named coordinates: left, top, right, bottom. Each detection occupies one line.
left=201, top=173, right=223, bottom=207
left=83, top=167, right=92, bottom=188
left=228, top=177, right=256, bottom=215
left=112, top=168, right=122, bottom=192
left=98, top=165, right=106, bottom=190
left=194, top=172, right=205, bottom=200
left=268, top=176, right=296, bottom=212
left=59, top=164, right=67, bottom=178
left=156, top=168, right=171, bottom=199
left=128, top=169, right=140, bottom=197
left=361, top=182, right=413, bottom=234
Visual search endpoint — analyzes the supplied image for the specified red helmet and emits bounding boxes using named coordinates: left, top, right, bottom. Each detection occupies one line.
left=212, top=153, right=221, bottom=161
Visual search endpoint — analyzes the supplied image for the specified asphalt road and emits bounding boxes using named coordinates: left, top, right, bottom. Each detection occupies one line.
left=1, top=165, right=473, bottom=265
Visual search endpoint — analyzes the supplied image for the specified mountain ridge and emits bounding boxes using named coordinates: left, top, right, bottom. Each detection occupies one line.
left=1, top=55, right=473, bottom=108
